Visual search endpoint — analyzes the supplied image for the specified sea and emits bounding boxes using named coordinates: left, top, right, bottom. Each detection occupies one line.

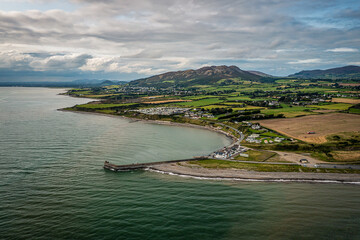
left=0, top=87, right=359, bottom=240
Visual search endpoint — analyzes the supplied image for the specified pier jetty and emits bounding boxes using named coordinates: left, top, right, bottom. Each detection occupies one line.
left=104, top=157, right=208, bottom=171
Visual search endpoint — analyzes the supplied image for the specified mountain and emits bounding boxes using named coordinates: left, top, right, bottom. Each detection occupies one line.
left=71, top=79, right=129, bottom=86
left=289, top=65, right=360, bottom=80
left=129, top=65, right=263, bottom=87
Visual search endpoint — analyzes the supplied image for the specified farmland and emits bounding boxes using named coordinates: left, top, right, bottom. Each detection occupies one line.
left=256, top=113, right=360, bottom=143
left=142, top=99, right=191, bottom=104
left=332, top=98, right=360, bottom=104
left=173, top=98, right=224, bottom=107
left=64, top=74, right=360, bottom=164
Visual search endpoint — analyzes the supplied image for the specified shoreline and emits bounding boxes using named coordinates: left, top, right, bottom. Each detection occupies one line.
left=148, top=162, right=360, bottom=184
left=59, top=98, right=359, bottom=184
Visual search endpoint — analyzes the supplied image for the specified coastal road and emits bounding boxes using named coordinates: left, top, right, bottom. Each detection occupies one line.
left=214, top=122, right=245, bottom=145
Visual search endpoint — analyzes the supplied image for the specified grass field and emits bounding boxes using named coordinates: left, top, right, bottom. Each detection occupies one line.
left=143, top=99, right=191, bottom=104
left=261, top=104, right=316, bottom=117
left=202, top=105, right=232, bottom=109
left=189, top=159, right=360, bottom=173
left=233, top=106, right=265, bottom=111
left=182, top=95, right=219, bottom=100
left=256, top=113, right=360, bottom=143
left=308, top=103, right=353, bottom=110
left=226, top=96, right=269, bottom=101
left=349, top=108, right=360, bottom=114
left=234, top=150, right=281, bottom=162
left=331, top=151, right=360, bottom=162
left=173, top=98, right=224, bottom=107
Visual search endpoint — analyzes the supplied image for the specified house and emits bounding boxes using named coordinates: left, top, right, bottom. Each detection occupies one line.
left=251, top=124, right=261, bottom=130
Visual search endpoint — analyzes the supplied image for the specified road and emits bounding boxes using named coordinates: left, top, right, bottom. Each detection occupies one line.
left=215, top=122, right=245, bottom=145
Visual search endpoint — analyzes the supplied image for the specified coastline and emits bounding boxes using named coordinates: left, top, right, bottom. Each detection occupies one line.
left=148, top=162, right=360, bottom=184
left=59, top=99, right=359, bottom=184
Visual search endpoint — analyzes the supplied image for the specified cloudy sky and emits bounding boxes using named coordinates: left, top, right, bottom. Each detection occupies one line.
left=1, top=0, right=359, bottom=81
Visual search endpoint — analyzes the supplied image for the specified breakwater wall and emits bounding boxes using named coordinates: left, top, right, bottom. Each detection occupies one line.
left=104, top=157, right=208, bottom=171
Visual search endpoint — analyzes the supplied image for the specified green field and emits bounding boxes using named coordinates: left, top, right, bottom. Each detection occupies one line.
left=189, top=159, right=360, bottom=173
left=261, top=104, right=316, bottom=117
left=76, top=103, right=137, bottom=109
left=308, top=103, right=353, bottom=110
left=234, top=150, right=279, bottom=162
left=233, top=106, right=265, bottom=111
left=349, top=108, right=360, bottom=114
left=182, top=95, right=219, bottom=100
left=202, top=105, right=231, bottom=109
left=173, top=98, right=224, bottom=107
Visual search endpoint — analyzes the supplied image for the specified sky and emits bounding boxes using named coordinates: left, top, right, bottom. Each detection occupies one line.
left=0, top=0, right=359, bottom=82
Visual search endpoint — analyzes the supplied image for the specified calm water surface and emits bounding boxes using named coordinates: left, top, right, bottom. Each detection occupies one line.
left=0, top=88, right=359, bottom=240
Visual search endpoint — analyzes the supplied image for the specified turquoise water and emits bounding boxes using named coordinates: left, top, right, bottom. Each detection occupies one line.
left=0, top=88, right=359, bottom=240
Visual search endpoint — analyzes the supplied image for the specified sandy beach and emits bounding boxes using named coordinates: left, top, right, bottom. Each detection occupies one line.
left=149, top=162, right=360, bottom=183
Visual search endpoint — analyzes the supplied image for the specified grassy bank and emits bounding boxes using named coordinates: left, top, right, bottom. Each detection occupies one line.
left=189, top=159, right=360, bottom=174
left=244, top=132, right=360, bottom=164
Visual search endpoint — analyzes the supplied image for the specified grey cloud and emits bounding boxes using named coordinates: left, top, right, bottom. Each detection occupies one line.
left=0, top=0, right=359, bottom=78
left=335, top=8, right=360, bottom=19
left=30, top=54, right=93, bottom=70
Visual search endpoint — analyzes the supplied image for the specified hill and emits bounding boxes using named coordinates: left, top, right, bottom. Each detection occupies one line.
left=72, top=79, right=128, bottom=85
left=289, top=65, right=360, bottom=80
left=129, top=65, right=263, bottom=87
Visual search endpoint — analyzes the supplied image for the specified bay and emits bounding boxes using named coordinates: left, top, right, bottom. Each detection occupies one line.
left=0, top=87, right=359, bottom=240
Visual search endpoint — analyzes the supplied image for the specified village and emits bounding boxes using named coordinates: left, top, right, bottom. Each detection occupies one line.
left=210, top=144, right=248, bottom=159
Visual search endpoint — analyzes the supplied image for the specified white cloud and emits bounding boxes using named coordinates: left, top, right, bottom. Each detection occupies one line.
left=288, top=59, right=322, bottom=64
left=326, top=48, right=359, bottom=53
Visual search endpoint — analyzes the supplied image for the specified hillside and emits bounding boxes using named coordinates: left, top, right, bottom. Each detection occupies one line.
left=289, top=65, right=360, bottom=80
left=129, top=65, right=263, bottom=87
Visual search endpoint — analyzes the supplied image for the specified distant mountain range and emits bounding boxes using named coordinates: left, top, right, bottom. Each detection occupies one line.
left=129, top=65, right=360, bottom=87
left=72, top=79, right=128, bottom=85
left=2, top=65, right=359, bottom=88
left=0, top=79, right=128, bottom=87
left=289, top=65, right=360, bottom=80
left=129, top=65, right=265, bottom=87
